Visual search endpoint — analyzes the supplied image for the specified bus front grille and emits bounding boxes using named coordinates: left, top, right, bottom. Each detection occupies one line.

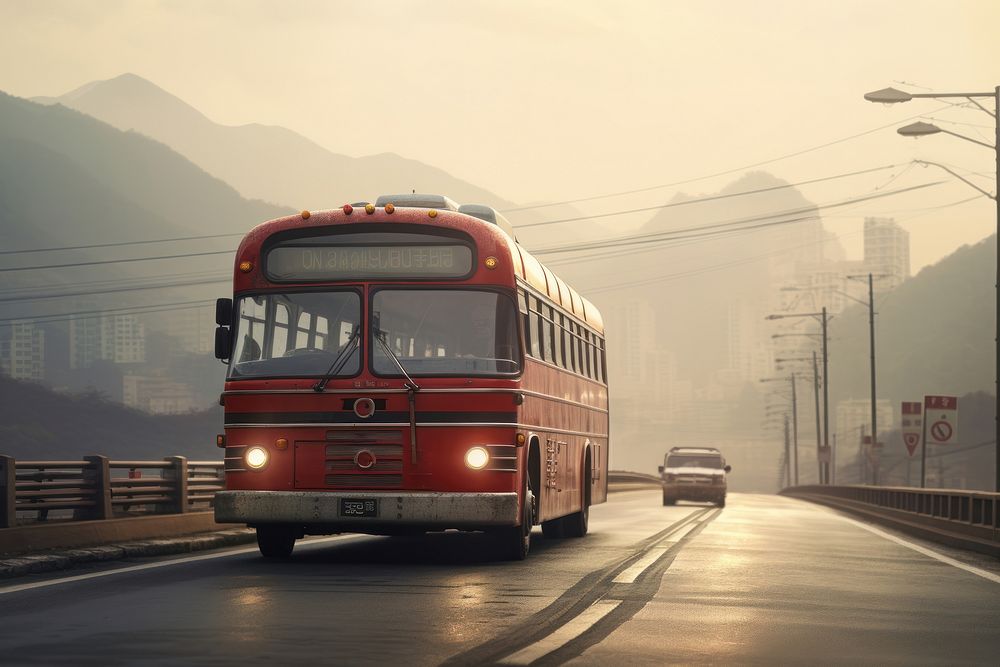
left=325, top=474, right=403, bottom=488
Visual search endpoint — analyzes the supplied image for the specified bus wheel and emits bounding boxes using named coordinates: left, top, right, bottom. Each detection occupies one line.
left=256, top=525, right=296, bottom=558
left=498, top=489, right=533, bottom=561
left=541, top=517, right=565, bottom=539
left=562, top=502, right=589, bottom=538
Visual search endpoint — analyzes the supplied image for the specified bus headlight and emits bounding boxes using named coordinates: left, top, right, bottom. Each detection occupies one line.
left=245, top=446, right=269, bottom=470
left=464, top=447, right=489, bottom=470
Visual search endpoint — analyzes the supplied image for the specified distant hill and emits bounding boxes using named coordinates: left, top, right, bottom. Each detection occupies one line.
left=828, top=234, right=995, bottom=405
left=34, top=73, right=521, bottom=212
left=0, top=90, right=291, bottom=318
left=0, top=375, right=221, bottom=460
left=0, top=89, right=289, bottom=245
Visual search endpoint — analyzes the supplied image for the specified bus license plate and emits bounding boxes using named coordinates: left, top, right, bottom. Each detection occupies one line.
left=340, top=498, right=378, bottom=518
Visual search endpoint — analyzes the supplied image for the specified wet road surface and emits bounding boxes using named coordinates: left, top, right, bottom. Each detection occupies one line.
left=2, top=491, right=998, bottom=665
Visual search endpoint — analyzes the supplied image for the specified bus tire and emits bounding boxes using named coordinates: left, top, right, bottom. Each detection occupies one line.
left=561, top=455, right=591, bottom=538
left=541, top=517, right=565, bottom=539
left=256, top=525, right=296, bottom=558
left=561, top=502, right=589, bottom=538
left=498, top=488, right=533, bottom=561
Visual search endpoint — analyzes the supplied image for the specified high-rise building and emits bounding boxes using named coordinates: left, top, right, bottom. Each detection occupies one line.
left=70, top=313, right=146, bottom=368
left=863, top=217, right=910, bottom=290
left=3, top=320, right=45, bottom=381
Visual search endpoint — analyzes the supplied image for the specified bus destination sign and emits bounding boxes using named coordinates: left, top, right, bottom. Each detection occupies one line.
left=266, top=244, right=473, bottom=280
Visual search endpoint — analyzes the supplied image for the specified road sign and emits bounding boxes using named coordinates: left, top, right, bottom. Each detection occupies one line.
left=923, top=395, right=958, bottom=446
left=901, top=401, right=922, bottom=457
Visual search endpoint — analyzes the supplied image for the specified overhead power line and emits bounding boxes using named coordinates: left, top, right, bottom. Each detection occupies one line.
left=532, top=180, right=944, bottom=256
left=512, top=164, right=901, bottom=229
left=0, top=232, right=245, bottom=256
left=0, top=274, right=230, bottom=304
left=0, top=299, right=215, bottom=325
left=0, top=249, right=234, bottom=273
left=501, top=103, right=961, bottom=213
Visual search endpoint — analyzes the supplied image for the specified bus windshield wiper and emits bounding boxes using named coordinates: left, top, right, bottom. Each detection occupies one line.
left=312, top=325, right=361, bottom=392
left=374, top=327, right=420, bottom=463
left=373, top=327, right=420, bottom=392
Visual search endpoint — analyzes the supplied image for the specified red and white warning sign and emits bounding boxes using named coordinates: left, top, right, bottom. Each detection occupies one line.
left=900, top=401, right=922, bottom=457
left=924, top=395, right=958, bottom=446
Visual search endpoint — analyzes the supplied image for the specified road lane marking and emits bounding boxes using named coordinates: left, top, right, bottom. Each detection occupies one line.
left=611, top=521, right=700, bottom=584
left=841, top=517, right=1000, bottom=585
left=497, top=600, right=622, bottom=666
left=0, top=534, right=366, bottom=596
left=612, top=547, right=669, bottom=584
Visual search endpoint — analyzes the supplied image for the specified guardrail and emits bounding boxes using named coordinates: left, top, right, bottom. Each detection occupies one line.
left=607, top=470, right=661, bottom=488
left=781, top=485, right=999, bottom=557
left=0, top=461, right=659, bottom=528
left=0, top=456, right=224, bottom=528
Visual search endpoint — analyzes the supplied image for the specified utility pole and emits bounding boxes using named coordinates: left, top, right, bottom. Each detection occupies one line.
left=821, top=307, right=830, bottom=484
left=812, top=351, right=823, bottom=483
left=791, top=373, right=799, bottom=486
left=867, top=274, right=879, bottom=485
left=783, top=415, right=791, bottom=488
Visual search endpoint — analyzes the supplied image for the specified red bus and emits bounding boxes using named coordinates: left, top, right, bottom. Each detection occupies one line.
left=213, top=195, right=609, bottom=560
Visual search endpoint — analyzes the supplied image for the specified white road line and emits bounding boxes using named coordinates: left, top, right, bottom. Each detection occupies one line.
left=841, top=516, right=1000, bottom=585
left=612, top=547, right=669, bottom=584
left=498, top=599, right=622, bottom=666
left=0, top=534, right=365, bottom=596
left=611, top=519, right=700, bottom=584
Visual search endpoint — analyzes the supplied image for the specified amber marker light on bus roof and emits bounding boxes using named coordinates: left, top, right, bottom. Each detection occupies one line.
left=384, top=203, right=395, bottom=214
left=300, top=210, right=311, bottom=220
left=343, top=204, right=353, bottom=215
left=275, top=438, right=288, bottom=451
left=484, top=256, right=498, bottom=269
left=239, top=261, right=253, bottom=273
left=365, top=203, right=375, bottom=214
left=428, top=210, right=438, bottom=218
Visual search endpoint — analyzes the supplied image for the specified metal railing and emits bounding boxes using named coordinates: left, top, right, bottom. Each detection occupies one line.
left=0, top=456, right=224, bottom=528
left=782, top=485, right=999, bottom=551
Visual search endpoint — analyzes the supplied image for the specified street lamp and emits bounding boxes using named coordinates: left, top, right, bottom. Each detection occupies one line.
left=766, top=309, right=831, bottom=483
left=865, top=84, right=999, bottom=492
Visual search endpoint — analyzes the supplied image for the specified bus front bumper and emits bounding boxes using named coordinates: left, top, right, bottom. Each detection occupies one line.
left=215, top=490, right=519, bottom=528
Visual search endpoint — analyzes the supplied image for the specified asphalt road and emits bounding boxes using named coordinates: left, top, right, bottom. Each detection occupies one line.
left=2, top=491, right=998, bottom=666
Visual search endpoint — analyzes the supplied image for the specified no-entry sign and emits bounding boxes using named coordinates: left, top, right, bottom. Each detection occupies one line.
left=924, top=395, right=958, bottom=446
left=901, top=401, right=922, bottom=457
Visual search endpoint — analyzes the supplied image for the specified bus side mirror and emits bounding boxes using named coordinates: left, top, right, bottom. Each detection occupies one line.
left=215, top=327, right=231, bottom=360
left=657, top=465, right=664, bottom=473
left=724, top=465, right=732, bottom=473
left=216, top=298, right=233, bottom=326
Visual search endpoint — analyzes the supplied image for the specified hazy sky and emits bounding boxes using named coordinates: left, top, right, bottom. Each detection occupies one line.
left=1, top=0, right=998, bottom=271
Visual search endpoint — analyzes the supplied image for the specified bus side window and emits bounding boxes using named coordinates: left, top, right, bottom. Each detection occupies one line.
left=561, top=315, right=573, bottom=373
left=550, top=308, right=562, bottom=368
left=590, top=335, right=598, bottom=381
left=528, top=296, right=542, bottom=359
left=600, top=338, right=607, bottom=383
left=518, top=291, right=530, bottom=355
left=542, top=306, right=561, bottom=366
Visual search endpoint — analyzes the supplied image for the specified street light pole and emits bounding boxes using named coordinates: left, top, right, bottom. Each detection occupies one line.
left=864, top=85, right=999, bottom=492
left=791, top=373, right=799, bottom=486
left=813, top=351, right=823, bottom=483
left=868, top=274, right=878, bottom=484
left=821, top=307, right=830, bottom=484
left=766, top=310, right=830, bottom=486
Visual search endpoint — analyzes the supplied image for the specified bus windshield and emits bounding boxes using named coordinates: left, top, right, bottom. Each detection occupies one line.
left=229, top=291, right=361, bottom=379
left=371, top=289, right=521, bottom=376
